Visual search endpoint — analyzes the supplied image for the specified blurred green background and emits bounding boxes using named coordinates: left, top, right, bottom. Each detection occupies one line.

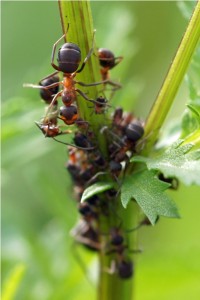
left=2, top=1, right=200, bottom=300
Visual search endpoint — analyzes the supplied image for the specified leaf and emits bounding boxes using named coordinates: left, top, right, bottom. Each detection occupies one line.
left=2, top=264, right=26, bottom=300
left=81, top=182, right=114, bottom=202
left=132, top=140, right=200, bottom=186
left=121, top=169, right=180, bottom=225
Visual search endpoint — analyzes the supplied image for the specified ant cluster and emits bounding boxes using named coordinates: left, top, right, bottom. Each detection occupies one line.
left=25, top=28, right=177, bottom=280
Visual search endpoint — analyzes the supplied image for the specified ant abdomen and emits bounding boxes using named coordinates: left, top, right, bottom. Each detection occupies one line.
left=39, top=75, right=60, bottom=103
left=57, top=43, right=81, bottom=73
left=118, top=260, right=133, bottom=279
left=125, top=121, right=144, bottom=142
left=59, top=105, right=78, bottom=125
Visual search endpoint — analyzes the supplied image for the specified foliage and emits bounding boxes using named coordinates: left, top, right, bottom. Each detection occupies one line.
left=132, top=140, right=200, bottom=186
left=81, top=182, right=114, bottom=202
left=121, top=169, right=179, bottom=224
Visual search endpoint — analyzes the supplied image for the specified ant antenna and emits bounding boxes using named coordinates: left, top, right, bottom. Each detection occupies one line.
left=52, top=137, right=95, bottom=150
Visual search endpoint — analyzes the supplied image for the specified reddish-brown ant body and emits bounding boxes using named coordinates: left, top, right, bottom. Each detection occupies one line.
left=98, top=48, right=123, bottom=81
left=24, top=27, right=119, bottom=127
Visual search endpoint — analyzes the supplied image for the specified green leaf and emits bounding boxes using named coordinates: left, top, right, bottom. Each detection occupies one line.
left=132, top=140, right=200, bottom=186
left=81, top=182, right=114, bottom=203
left=2, top=264, right=26, bottom=300
left=121, top=169, right=180, bottom=225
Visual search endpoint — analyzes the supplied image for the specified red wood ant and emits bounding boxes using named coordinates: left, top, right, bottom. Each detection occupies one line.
left=104, top=227, right=136, bottom=279
left=24, top=26, right=120, bottom=124
left=98, top=48, right=123, bottom=81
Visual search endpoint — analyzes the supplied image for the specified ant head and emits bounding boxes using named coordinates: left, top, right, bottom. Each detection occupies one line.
left=98, top=48, right=115, bottom=69
left=110, top=230, right=124, bottom=246
left=59, top=105, right=78, bottom=125
left=57, top=43, right=81, bottom=73
left=125, top=121, right=144, bottom=142
left=35, top=122, right=60, bottom=138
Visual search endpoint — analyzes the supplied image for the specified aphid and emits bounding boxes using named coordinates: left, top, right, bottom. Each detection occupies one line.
left=98, top=48, right=123, bottom=81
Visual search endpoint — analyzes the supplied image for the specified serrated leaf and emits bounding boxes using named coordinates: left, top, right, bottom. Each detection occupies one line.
left=121, top=169, right=180, bottom=225
left=132, top=140, right=200, bottom=186
left=81, top=182, right=114, bottom=203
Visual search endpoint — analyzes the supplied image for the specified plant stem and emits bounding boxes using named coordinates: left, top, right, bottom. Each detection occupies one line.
left=58, top=1, right=138, bottom=300
left=143, top=1, right=200, bottom=154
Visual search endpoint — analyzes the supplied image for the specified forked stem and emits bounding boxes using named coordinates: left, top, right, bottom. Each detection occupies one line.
left=143, top=1, right=200, bottom=154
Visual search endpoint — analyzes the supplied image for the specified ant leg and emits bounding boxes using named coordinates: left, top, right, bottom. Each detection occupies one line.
left=51, top=34, right=65, bottom=70
left=100, top=126, right=126, bottom=146
left=76, top=88, right=96, bottom=104
left=44, top=91, right=62, bottom=117
left=23, top=81, right=61, bottom=89
left=85, top=171, right=108, bottom=187
left=76, top=79, right=122, bottom=90
left=39, top=71, right=60, bottom=84
left=51, top=24, right=69, bottom=70
left=76, top=30, right=96, bottom=73
left=113, top=56, right=123, bottom=67
left=52, top=137, right=95, bottom=150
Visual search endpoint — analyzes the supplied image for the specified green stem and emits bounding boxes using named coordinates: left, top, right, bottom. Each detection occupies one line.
left=182, top=128, right=200, bottom=150
left=58, top=1, right=138, bottom=300
left=143, top=1, right=200, bottom=154
left=58, top=0, right=107, bottom=153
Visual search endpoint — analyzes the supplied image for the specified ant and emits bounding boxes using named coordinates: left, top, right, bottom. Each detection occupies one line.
left=98, top=48, right=123, bottom=81
left=98, top=48, right=123, bottom=98
left=92, top=96, right=109, bottom=115
left=104, top=227, right=136, bottom=279
left=71, top=219, right=101, bottom=251
left=24, top=25, right=120, bottom=124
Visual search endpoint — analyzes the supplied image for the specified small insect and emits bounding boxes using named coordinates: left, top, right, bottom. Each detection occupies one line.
left=117, top=259, right=134, bottom=279
left=98, top=48, right=123, bottom=81
left=105, top=227, right=135, bottom=279
left=74, top=132, right=94, bottom=150
left=94, top=96, right=109, bottom=114
left=24, top=27, right=120, bottom=122
left=125, top=121, right=144, bottom=143
left=39, top=75, right=60, bottom=104
left=71, top=219, right=101, bottom=251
